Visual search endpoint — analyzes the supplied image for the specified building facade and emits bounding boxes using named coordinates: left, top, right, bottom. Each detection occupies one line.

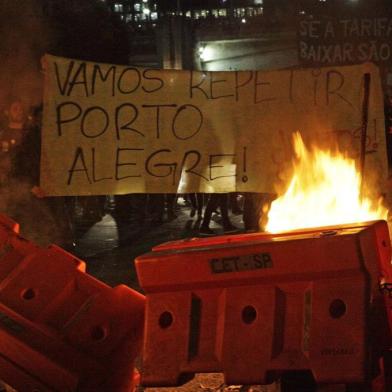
left=106, top=0, right=264, bottom=27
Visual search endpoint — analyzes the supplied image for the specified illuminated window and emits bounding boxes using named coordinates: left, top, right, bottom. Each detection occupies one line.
left=212, top=9, right=218, bottom=17
left=114, top=3, right=123, bottom=12
left=134, top=3, right=141, bottom=12
left=151, top=11, right=158, bottom=20
left=218, top=9, right=227, bottom=17
left=246, top=7, right=254, bottom=17
left=186, top=11, right=191, bottom=17
left=234, top=8, right=246, bottom=17
left=201, top=10, right=207, bottom=18
left=254, top=0, right=263, bottom=4
left=194, top=11, right=200, bottom=19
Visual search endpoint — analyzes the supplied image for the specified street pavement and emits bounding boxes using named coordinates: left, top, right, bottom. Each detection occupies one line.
left=73, top=199, right=245, bottom=290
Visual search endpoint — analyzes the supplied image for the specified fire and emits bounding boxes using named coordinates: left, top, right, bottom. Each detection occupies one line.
left=266, top=132, right=388, bottom=233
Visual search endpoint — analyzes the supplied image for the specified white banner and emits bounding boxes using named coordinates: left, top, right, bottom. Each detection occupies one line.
left=41, top=55, right=387, bottom=196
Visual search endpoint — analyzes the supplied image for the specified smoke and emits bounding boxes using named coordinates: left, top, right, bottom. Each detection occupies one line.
left=0, top=1, right=78, bottom=247
left=0, top=0, right=49, bottom=109
left=0, top=180, right=70, bottom=247
left=0, top=1, right=131, bottom=247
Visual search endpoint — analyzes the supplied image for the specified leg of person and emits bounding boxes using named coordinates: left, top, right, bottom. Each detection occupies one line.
left=196, top=193, right=204, bottom=218
left=149, top=193, right=165, bottom=223
left=220, top=193, right=239, bottom=234
left=243, top=192, right=258, bottom=232
left=166, top=193, right=177, bottom=220
left=230, top=192, right=242, bottom=214
left=199, top=194, right=220, bottom=236
left=189, top=193, right=197, bottom=217
left=134, top=194, right=147, bottom=223
left=113, top=194, right=133, bottom=223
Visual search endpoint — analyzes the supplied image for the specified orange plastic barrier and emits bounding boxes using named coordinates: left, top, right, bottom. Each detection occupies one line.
left=136, top=220, right=392, bottom=388
left=0, top=214, right=145, bottom=392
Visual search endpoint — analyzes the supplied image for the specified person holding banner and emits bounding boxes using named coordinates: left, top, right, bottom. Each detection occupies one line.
left=0, top=97, right=29, bottom=183
left=0, top=98, right=75, bottom=249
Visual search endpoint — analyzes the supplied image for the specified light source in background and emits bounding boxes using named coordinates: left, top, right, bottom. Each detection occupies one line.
left=241, top=18, right=247, bottom=23
left=143, top=8, right=150, bottom=15
left=198, top=45, right=215, bottom=62
left=114, top=3, right=123, bottom=12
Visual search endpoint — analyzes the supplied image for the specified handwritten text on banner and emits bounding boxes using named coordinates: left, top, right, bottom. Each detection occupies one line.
left=41, top=55, right=386, bottom=195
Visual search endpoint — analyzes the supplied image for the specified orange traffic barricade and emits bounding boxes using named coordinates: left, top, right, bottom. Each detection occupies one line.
left=136, top=220, right=392, bottom=390
left=0, top=214, right=145, bottom=392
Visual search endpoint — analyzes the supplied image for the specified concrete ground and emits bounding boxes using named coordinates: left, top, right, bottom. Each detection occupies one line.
left=74, top=197, right=246, bottom=290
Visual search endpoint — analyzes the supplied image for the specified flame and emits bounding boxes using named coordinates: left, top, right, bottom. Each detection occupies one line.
left=266, top=132, right=388, bottom=233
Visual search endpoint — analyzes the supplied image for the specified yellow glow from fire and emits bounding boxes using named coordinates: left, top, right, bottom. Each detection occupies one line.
left=266, top=132, right=388, bottom=233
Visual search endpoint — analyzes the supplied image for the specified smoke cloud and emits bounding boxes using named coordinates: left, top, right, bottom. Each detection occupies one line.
left=0, top=0, right=129, bottom=247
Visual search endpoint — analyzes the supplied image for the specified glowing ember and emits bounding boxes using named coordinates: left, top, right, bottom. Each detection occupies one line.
left=266, top=132, right=388, bottom=233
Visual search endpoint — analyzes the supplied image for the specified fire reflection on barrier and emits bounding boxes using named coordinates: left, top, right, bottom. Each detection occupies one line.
left=0, top=214, right=145, bottom=392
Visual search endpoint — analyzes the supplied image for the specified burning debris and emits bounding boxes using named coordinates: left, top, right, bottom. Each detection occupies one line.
left=266, top=132, right=389, bottom=233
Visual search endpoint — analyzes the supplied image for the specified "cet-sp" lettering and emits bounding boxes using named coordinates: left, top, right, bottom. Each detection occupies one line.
left=210, top=253, right=273, bottom=274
